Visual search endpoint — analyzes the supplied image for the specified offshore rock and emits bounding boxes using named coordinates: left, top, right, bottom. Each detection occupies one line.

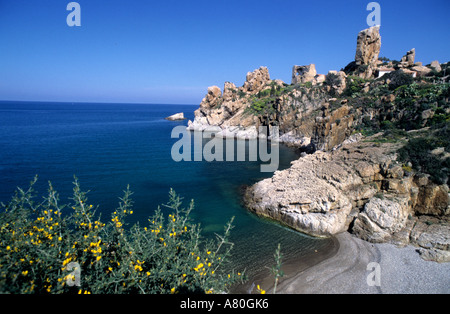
left=165, top=112, right=186, bottom=121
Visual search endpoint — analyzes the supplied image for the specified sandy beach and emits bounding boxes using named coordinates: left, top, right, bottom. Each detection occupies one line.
left=273, top=232, right=450, bottom=294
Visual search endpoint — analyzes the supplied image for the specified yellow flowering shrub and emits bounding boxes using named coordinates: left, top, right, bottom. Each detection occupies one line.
left=0, top=177, right=244, bottom=294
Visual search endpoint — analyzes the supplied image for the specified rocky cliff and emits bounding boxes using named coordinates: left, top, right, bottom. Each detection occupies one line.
left=244, top=133, right=450, bottom=262
left=188, top=26, right=450, bottom=262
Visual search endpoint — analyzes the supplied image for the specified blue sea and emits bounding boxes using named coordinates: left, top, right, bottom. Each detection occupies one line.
left=0, top=101, right=332, bottom=285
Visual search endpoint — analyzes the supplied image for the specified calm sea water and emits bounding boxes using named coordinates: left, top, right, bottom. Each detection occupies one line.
left=0, top=101, right=332, bottom=281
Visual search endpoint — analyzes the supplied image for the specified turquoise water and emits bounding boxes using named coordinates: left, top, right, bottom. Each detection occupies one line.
left=0, top=101, right=332, bottom=281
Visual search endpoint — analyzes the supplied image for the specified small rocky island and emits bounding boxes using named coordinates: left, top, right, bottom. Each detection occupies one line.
left=165, top=112, right=186, bottom=121
left=188, top=26, right=450, bottom=263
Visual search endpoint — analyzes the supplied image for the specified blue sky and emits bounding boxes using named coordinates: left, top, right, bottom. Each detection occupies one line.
left=0, top=0, right=449, bottom=104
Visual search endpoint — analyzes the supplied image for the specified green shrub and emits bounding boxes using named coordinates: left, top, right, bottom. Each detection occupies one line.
left=0, top=178, right=243, bottom=294
left=344, top=77, right=364, bottom=97
left=386, top=70, right=414, bottom=90
left=397, top=132, right=450, bottom=185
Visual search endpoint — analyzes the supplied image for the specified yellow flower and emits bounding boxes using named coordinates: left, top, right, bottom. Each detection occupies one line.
left=62, top=257, right=72, bottom=267
left=22, top=270, right=28, bottom=276
left=194, top=263, right=204, bottom=271
left=257, top=285, right=266, bottom=294
left=6, top=246, right=10, bottom=251
left=170, top=287, right=176, bottom=294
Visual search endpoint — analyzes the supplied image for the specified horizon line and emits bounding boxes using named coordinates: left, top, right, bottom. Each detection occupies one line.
left=0, top=99, right=199, bottom=106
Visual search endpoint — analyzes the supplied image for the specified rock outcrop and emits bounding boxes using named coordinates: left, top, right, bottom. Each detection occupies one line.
left=245, top=135, right=450, bottom=261
left=430, top=60, right=442, bottom=72
left=292, top=64, right=317, bottom=85
left=353, top=197, right=409, bottom=243
left=243, top=66, right=271, bottom=93
left=400, top=48, right=416, bottom=67
left=165, top=112, right=186, bottom=121
left=354, top=26, right=381, bottom=78
left=187, top=66, right=273, bottom=139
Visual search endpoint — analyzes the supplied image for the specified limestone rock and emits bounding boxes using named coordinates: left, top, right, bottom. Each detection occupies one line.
left=418, top=248, right=450, bottom=263
left=352, top=197, right=409, bottom=243
left=410, top=216, right=450, bottom=262
left=315, top=74, right=326, bottom=84
left=200, top=86, right=222, bottom=111
left=243, top=66, right=270, bottom=93
left=292, top=64, right=317, bottom=85
left=165, top=112, right=186, bottom=121
left=244, top=140, right=400, bottom=237
left=355, top=26, right=381, bottom=68
left=411, top=65, right=432, bottom=77
left=430, top=60, right=442, bottom=72
left=325, top=71, right=347, bottom=95
left=244, top=151, right=355, bottom=237
left=400, top=48, right=415, bottom=67
left=414, top=183, right=449, bottom=216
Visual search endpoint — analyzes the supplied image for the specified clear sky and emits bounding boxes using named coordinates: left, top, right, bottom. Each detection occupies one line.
left=0, top=0, right=449, bottom=105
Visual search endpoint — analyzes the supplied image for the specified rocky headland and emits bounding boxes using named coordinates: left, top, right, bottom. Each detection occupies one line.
left=188, top=26, right=450, bottom=263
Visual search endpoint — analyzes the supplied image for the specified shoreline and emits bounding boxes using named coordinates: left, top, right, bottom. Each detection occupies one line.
left=231, top=235, right=339, bottom=294
left=273, top=232, right=450, bottom=294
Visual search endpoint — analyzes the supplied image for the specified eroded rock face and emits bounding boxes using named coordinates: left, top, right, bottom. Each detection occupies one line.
left=187, top=67, right=274, bottom=138
left=400, top=48, right=416, bottom=67
left=244, top=151, right=355, bottom=237
left=244, top=135, right=450, bottom=261
left=245, top=139, right=400, bottom=237
left=355, top=26, right=381, bottom=66
left=199, top=86, right=222, bottom=112
left=411, top=216, right=450, bottom=263
left=292, top=64, right=317, bottom=85
left=243, top=66, right=271, bottom=93
left=325, top=71, right=347, bottom=96
left=353, top=197, right=409, bottom=243
left=430, top=60, right=442, bottom=72
left=354, top=26, right=381, bottom=78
